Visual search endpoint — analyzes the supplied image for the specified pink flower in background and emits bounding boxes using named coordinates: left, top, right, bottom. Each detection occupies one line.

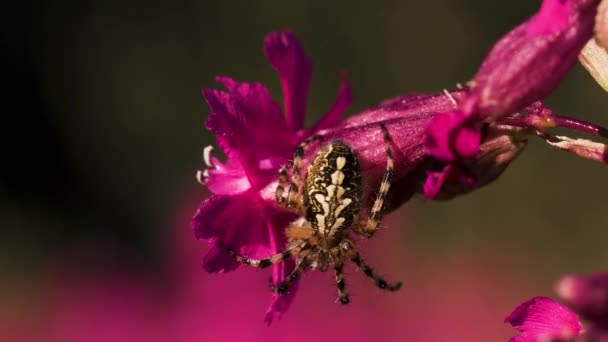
left=194, top=30, right=352, bottom=324
left=424, top=0, right=607, bottom=199
left=505, top=296, right=583, bottom=342
left=507, top=272, right=608, bottom=342
left=557, top=272, right=608, bottom=332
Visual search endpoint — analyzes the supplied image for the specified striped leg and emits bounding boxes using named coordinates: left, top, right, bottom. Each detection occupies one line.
left=275, top=160, right=293, bottom=206
left=284, top=134, right=324, bottom=208
left=334, top=260, right=349, bottom=304
left=344, top=242, right=401, bottom=292
left=227, top=243, right=305, bottom=269
left=272, top=255, right=311, bottom=295
left=361, top=123, right=394, bottom=238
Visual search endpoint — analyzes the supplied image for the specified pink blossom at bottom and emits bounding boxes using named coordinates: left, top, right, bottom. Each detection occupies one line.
left=505, top=296, right=583, bottom=342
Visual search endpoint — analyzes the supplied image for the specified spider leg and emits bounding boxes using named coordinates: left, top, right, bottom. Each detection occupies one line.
left=227, top=243, right=305, bottom=269
left=275, top=160, right=293, bottom=206
left=361, top=123, right=394, bottom=238
left=342, top=240, right=401, bottom=292
left=285, top=134, right=324, bottom=208
left=333, top=259, right=350, bottom=304
left=272, top=253, right=312, bottom=295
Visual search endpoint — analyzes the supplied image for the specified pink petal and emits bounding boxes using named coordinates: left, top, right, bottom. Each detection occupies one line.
left=264, top=280, right=299, bottom=325
left=193, top=194, right=296, bottom=274
left=264, top=31, right=313, bottom=131
left=527, top=0, right=572, bottom=36
left=202, top=245, right=239, bottom=274
left=462, top=0, right=597, bottom=118
left=202, top=81, right=296, bottom=188
left=506, top=296, right=583, bottom=342
left=423, top=169, right=447, bottom=200
left=424, top=111, right=481, bottom=162
left=204, top=155, right=251, bottom=195
left=264, top=213, right=299, bottom=325
left=311, top=73, right=353, bottom=132
left=423, top=165, right=477, bottom=200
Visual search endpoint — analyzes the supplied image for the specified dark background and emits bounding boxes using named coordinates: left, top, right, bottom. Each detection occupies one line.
left=2, top=1, right=607, bottom=341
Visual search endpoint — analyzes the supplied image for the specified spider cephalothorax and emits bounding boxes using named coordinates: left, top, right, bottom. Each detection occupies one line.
left=229, top=124, right=401, bottom=304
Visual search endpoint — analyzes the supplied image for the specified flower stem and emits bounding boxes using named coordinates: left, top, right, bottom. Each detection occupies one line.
left=501, top=113, right=608, bottom=138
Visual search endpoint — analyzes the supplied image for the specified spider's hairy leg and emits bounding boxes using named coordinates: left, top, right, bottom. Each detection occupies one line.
left=342, top=240, right=401, bottom=292
left=275, top=160, right=293, bottom=206
left=227, top=243, right=305, bottom=269
left=333, top=259, right=349, bottom=304
left=361, top=123, right=394, bottom=238
left=286, top=134, right=324, bottom=208
left=272, top=253, right=312, bottom=295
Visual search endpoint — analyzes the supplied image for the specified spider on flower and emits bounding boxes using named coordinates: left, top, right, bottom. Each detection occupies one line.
left=229, top=123, right=401, bottom=304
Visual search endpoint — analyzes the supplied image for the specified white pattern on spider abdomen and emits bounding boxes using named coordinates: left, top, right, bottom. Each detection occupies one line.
left=305, top=141, right=361, bottom=240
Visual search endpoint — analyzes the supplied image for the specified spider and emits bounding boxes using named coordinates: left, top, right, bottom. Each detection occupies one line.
left=228, top=123, right=401, bottom=304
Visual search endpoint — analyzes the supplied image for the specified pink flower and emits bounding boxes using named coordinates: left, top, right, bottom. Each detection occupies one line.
left=195, top=19, right=608, bottom=323
left=507, top=273, right=608, bottom=342
left=557, top=272, right=608, bottom=330
left=424, top=0, right=608, bottom=199
left=195, top=54, right=531, bottom=321
left=193, top=31, right=352, bottom=324
left=505, top=296, right=583, bottom=342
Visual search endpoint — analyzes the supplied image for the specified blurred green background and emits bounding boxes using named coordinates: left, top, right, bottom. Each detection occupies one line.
left=3, top=1, right=607, bottom=341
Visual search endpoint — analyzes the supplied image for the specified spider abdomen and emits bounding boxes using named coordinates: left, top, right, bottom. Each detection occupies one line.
left=304, top=141, right=362, bottom=240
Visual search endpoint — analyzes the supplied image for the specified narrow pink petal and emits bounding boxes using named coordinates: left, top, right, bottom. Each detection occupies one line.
left=424, top=111, right=480, bottom=162
left=423, top=165, right=478, bottom=200
left=527, top=0, right=572, bottom=35
left=423, top=170, right=446, bottom=200
left=264, top=31, right=313, bottom=131
left=454, top=123, right=481, bottom=159
left=506, top=296, right=583, bottom=342
left=263, top=213, right=298, bottom=325
left=214, top=75, right=238, bottom=91
left=311, top=73, right=353, bottom=132
left=264, top=279, right=299, bottom=325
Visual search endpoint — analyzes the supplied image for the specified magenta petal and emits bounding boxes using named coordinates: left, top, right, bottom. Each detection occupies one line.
left=204, top=156, right=251, bottom=195
left=264, top=31, right=313, bottom=131
left=454, top=123, right=481, bottom=159
left=202, top=82, right=295, bottom=187
left=425, top=111, right=480, bottom=162
left=215, top=75, right=239, bottom=91
left=263, top=212, right=299, bottom=325
left=423, top=165, right=478, bottom=200
left=463, top=0, right=597, bottom=117
left=264, top=278, right=299, bottom=325
left=423, top=170, right=446, bottom=200
left=202, top=245, right=239, bottom=274
left=311, top=73, right=353, bottom=132
left=193, top=194, right=277, bottom=274
left=527, top=0, right=572, bottom=35
left=506, top=296, right=583, bottom=342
